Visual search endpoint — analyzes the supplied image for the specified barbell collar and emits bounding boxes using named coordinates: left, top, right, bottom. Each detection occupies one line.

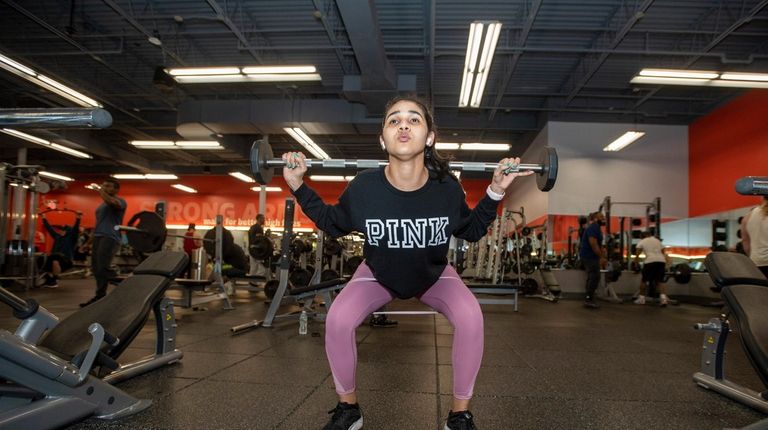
left=264, top=158, right=543, bottom=173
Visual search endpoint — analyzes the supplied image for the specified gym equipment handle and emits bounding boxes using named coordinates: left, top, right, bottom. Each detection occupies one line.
left=735, top=176, right=768, bottom=196
left=265, top=158, right=543, bottom=173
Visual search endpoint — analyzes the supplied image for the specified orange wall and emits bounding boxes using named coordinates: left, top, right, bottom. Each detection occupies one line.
left=689, top=90, right=768, bottom=217
left=40, top=175, right=493, bottom=231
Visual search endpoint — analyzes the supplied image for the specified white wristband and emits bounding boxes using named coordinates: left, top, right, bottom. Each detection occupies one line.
left=486, top=185, right=505, bottom=201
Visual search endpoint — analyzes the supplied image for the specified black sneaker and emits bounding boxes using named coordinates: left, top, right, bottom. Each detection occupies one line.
left=583, top=300, right=600, bottom=309
left=369, top=315, right=398, bottom=328
left=322, top=402, right=363, bottom=430
left=444, top=410, right=477, bottom=430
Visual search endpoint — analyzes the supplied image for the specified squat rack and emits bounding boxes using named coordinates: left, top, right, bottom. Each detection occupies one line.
left=598, top=196, right=661, bottom=265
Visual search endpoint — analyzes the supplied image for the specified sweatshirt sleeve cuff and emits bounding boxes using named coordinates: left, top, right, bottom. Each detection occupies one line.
left=486, top=185, right=505, bottom=201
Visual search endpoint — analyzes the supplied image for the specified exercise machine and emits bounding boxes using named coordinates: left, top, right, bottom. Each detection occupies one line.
left=0, top=250, right=187, bottom=429
left=693, top=252, right=768, bottom=427
left=231, top=199, right=347, bottom=333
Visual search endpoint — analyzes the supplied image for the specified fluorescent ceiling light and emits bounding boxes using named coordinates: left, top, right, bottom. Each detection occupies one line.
left=283, top=127, right=330, bottom=159
left=130, top=140, right=221, bottom=150
left=470, top=22, right=502, bottom=108
left=229, top=172, right=255, bottom=183
left=631, top=69, right=768, bottom=89
left=171, top=184, right=197, bottom=193
left=49, top=143, right=91, bottom=159
left=1, top=128, right=92, bottom=158
left=308, top=175, right=350, bottom=182
left=130, top=140, right=173, bottom=148
left=174, top=141, right=221, bottom=148
left=0, top=53, right=35, bottom=76
left=173, top=73, right=321, bottom=84
left=458, top=21, right=501, bottom=108
left=112, top=174, right=178, bottom=180
left=250, top=186, right=283, bottom=192
left=719, top=72, right=768, bottom=82
left=0, top=52, right=101, bottom=107
left=639, top=68, right=719, bottom=79
left=242, top=65, right=317, bottom=74
left=631, top=75, right=768, bottom=89
left=460, top=143, right=510, bottom=151
left=167, top=67, right=241, bottom=76
left=167, top=64, right=321, bottom=84
left=603, top=131, right=645, bottom=152
left=435, top=143, right=461, bottom=150
left=39, top=171, right=74, bottom=181
left=1, top=128, right=50, bottom=145
left=242, top=73, right=321, bottom=82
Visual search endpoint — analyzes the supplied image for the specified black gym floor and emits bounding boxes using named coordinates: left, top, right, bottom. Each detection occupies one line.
left=1, top=279, right=764, bottom=430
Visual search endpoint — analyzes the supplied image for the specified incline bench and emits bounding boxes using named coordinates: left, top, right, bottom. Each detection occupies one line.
left=0, top=251, right=187, bottom=429
left=694, top=252, right=768, bottom=429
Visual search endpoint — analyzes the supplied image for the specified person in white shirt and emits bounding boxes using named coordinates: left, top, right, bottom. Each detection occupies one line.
left=741, top=196, right=768, bottom=278
left=633, top=231, right=670, bottom=306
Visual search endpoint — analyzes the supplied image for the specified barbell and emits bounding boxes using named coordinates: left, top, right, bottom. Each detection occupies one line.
left=250, top=140, right=559, bottom=192
left=606, top=262, right=693, bottom=284
left=115, top=211, right=235, bottom=257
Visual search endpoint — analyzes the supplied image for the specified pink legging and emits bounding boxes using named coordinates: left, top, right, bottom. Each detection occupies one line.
left=325, top=262, right=484, bottom=399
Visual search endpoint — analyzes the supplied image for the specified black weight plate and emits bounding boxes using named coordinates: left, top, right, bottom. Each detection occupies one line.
left=321, top=269, right=340, bottom=282
left=344, top=256, right=363, bottom=274
left=203, top=227, right=235, bottom=259
left=324, top=239, right=343, bottom=256
left=537, top=147, right=558, bottom=192
left=250, top=140, right=274, bottom=185
left=125, top=211, right=166, bottom=253
left=289, top=268, right=312, bottom=287
left=673, top=264, right=692, bottom=284
left=249, top=235, right=274, bottom=260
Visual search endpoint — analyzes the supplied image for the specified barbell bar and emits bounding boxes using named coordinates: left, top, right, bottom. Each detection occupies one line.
left=0, top=108, right=113, bottom=129
left=250, top=140, right=558, bottom=192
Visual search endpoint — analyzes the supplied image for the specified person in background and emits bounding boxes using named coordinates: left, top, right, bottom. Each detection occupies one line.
left=741, top=195, right=768, bottom=277
left=633, top=230, right=670, bottom=307
left=183, top=223, right=202, bottom=278
left=38, top=211, right=82, bottom=288
left=248, top=214, right=268, bottom=277
left=579, top=211, right=606, bottom=309
left=80, top=178, right=126, bottom=308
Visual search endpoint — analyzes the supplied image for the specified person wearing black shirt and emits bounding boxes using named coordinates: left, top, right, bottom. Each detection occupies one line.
left=578, top=211, right=607, bottom=308
left=80, top=178, right=127, bottom=308
left=39, top=211, right=82, bottom=288
left=284, top=96, right=531, bottom=430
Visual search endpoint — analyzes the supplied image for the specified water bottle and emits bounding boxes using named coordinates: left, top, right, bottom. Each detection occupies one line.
left=299, top=310, right=308, bottom=335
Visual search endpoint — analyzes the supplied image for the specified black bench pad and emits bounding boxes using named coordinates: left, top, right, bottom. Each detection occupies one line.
left=722, top=284, right=768, bottom=389
left=706, top=252, right=768, bottom=288
left=40, top=251, right=188, bottom=361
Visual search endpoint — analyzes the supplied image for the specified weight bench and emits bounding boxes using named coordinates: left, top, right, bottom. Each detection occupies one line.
left=0, top=250, right=188, bottom=429
left=170, top=278, right=232, bottom=309
left=466, top=283, right=519, bottom=311
left=231, top=276, right=346, bottom=333
left=694, top=252, right=768, bottom=428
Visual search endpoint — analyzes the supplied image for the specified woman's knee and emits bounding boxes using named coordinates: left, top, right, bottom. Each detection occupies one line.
left=325, top=308, right=358, bottom=338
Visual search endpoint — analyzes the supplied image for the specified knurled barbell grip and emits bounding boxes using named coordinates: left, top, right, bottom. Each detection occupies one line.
left=264, top=158, right=543, bottom=173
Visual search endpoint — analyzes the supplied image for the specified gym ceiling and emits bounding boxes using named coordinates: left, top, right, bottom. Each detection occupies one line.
left=0, top=0, right=766, bottom=179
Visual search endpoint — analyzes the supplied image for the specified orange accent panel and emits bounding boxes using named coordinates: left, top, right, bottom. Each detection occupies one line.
left=689, top=90, right=768, bottom=217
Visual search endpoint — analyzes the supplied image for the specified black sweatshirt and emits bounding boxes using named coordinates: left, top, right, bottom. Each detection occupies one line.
left=292, top=167, right=501, bottom=298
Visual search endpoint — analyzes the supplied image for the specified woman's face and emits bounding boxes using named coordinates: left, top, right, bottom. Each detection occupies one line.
left=380, top=100, right=434, bottom=159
